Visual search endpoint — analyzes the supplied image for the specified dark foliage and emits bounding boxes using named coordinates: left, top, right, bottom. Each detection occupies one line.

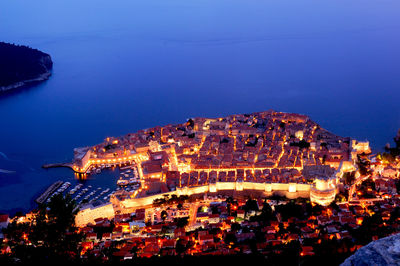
left=2, top=194, right=83, bottom=263
left=0, top=42, right=53, bottom=87
left=153, top=194, right=189, bottom=207
left=275, top=200, right=305, bottom=221
left=174, top=217, right=189, bottom=228
left=243, top=198, right=259, bottom=215
left=356, top=154, right=371, bottom=176
left=357, top=178, right=376, bottom=199
left=343, top=171, right=356, bottom=185
left=186, top=118, right=194, bottom=129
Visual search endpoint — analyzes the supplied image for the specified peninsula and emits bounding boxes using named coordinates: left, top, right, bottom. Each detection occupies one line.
left=0, top=42, right=53, bottom=92
left=56, top=110, right=373, bottom=225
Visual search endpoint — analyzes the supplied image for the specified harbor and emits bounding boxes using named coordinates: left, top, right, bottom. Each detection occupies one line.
left=34, top=163, right=142, bottom=211
left=116, top=165, right=141, bottom=189
left=36, top=180, right=115, bottom=208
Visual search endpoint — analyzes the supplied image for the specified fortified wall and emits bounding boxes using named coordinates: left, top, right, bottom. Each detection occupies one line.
left=116, top=182, right=311, bottom=210
left=75, top=202, right=115, bottom=227
left=75, top=182, right=311, bottom=226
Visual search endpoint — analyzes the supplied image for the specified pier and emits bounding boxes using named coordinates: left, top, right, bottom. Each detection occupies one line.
left=35, top=181, right=64, bottom=204
left=42, top=162, right=73, bottom=170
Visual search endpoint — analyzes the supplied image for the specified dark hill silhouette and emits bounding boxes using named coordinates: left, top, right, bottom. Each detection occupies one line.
left=0, top=42, right=53, bottom=91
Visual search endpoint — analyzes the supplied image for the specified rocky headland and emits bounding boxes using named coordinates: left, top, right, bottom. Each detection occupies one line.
left=0, top=42, right=53, bottom=93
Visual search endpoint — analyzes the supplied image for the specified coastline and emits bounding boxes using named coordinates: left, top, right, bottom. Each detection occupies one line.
left=0, top=71, right=52, bottom=93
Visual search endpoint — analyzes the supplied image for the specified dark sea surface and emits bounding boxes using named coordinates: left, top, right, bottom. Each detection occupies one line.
left=0, top=0, right=399, bottom=214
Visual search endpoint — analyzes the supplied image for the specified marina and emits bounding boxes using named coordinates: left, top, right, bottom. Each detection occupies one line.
left=68, top=183, right=83, bottom=195
left=117, top=166, right=141, bottom=190
left=33, top=164, right=141, bottom=212
left=46, top=181, right=71, bottom=203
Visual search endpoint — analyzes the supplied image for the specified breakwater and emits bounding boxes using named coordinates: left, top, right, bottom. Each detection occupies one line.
left=35, top=181, right=63, bottom=204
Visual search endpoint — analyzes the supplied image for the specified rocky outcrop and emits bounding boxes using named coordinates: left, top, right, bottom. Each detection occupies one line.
left=341, top=233, right=400, bottom=266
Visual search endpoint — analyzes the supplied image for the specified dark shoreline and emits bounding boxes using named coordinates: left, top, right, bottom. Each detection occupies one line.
left=0, top=71, right=52, bottom=94
left=0, top=42, right=53, bottom=94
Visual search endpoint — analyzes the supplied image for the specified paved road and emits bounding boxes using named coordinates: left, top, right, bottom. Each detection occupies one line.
left=189, top=202, right=200, bottom=227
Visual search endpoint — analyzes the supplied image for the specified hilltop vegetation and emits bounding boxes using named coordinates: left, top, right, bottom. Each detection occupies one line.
left=0, top=42, right=52, bottom=90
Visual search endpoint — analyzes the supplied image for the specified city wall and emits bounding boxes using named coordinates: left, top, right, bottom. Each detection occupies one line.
left=75, top=202, right=115, bottom=227
left=118, top=182, right=311, bottom=209
left=76, top=182, right=311, bottom=226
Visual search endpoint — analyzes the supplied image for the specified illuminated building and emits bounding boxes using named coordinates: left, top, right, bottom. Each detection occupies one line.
left=351, top=140, right=371, bottom=161
left=73, top=147, right=91, bottom=172
left=64, top=111, right=365, bottom=213
left=310, top=175, right=337, bottom=206
left=75, top=202, right=115, bottom=227
left=295, top=130, right=304, bottom=140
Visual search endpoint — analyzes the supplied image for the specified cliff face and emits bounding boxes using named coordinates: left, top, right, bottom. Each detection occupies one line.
left=341, top=233, right=400, bottom=266
left=0, top=42, right=53, bottom=92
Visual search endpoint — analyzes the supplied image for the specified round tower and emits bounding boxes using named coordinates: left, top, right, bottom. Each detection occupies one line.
left=310, top=175, right=337, bottom=206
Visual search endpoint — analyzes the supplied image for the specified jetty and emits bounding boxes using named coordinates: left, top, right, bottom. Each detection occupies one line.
left=42, top=162, right=73, bottom=170
left=35, top=180, right=63, bottom=204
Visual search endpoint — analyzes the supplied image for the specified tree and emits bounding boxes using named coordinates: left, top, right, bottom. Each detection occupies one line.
left=161, top=210, right=168, bottom=222
left=281, top=240, right=301, bottom=265
left=335, top=192, right=347, bottom=203
left=390, top=206, right=400, bottom=222
left=394, top=129, right=400, bottom=149
left=322, top=154, right=327, bottom=165
left=170, top=194, right=178, bottom=204
left=211, top=205, right=219, bottom=214
left=224, top=232, right=237, bottom=245
left=32, top=194, right=82, bottom=253
left=352, top=213, right=383, bottom=245
left=244, top=198, right=258, bottom=216
left=3, top=194, right=83, bottom=263
left=153, top=197, right=167, bottom=207
left=231, top=223, right=241, bottom=232
left=343, top=171, right=356, bottom=185
left=186, top=118, right=194, bottom=129
left=357, top=178, right=376, bottom=199
left=259, top=200, right=274, bottom=222
left=396, top=179, right=400, bottom=195
left=356, top=154, right=371, bottom=176
left=175, top=217, right=189, bottom=228
left=225, top=196, right=237, bottom=215
left=275, top=200, right=304, bottom=221
left=176, top=239, right=188, bottom=255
